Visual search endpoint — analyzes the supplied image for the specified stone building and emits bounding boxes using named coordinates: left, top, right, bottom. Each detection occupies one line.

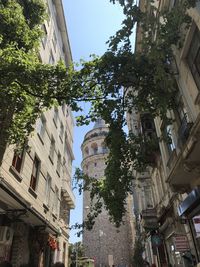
left=0, top=1, right=75, bottom=266
left=126, top=0, right=200, bottom=266
left=81, top=119, right=134, bottom=267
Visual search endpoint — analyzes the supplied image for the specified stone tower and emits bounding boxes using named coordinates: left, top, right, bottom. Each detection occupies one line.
left=81, top=119, right=133, bottom=267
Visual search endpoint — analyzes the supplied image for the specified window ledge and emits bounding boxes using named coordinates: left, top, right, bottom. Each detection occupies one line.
left=56, top=170, right=60, bottom=177
left=9, top=166, right=23, bottom=182
left=49, top=155, right=54, bottom=165
left=167, top=149, right=177, bottom=170
left=37, top=133, right=44, bottom=145
left=195, top=91, right=200, bottom=105
left=52, top=213, right=58, bottom=221
left=28, top=187, right=38, bottom=199
left=53, top=118, right=57, bottom=128
left=43, top=203, right=50, bottom=211
left=52, top=213, right=58, bottom=222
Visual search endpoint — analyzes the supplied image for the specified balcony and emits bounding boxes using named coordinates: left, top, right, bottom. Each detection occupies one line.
left=167, top=116, right=200, bottom=193
left=61, top=178, right=75, bottom=209
left=141, top=207, right=158, bottom=230
left=177, top=115, right=193, bottom=148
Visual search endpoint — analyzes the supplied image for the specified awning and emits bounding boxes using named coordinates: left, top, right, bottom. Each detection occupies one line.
left=178, top=187, right=200, bottom=218
left=0, top=177, right=59, bottom=235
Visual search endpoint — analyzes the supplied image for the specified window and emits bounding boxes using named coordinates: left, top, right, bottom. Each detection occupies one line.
left=85, top=147, right=89, bottom=156
left=62, top=103, right=65, bottom=114
left=49, top=136, right=55, bottom=162
left=57, top=152, right=61, bottom=175
left=52, top=31, right=57, bottom=52
left=46, top=3, right=51, bottom=25
left=164, top=125, right=176, bottom=154
left=53, top=107, right=59, bottom=126
left=144, top=187, right=154, bottom=209
left=30, top=156, right=40, bottom=191
left=101, top=142, right=108, bottom=154
left=175, top=95, right=189, bottom=126
left=59, top=123, right=64, bottom=141
left=12, top=150, right=24, bottom=173
left=49, top=50, right=55, bottom=65
left=53, top=186, right=59, bottom=216
left=41, top=24, right=48, bottom=48
left=44, top=174, right=52, bottom=206
left=91, top=143, right=98, bottom=155
left=36, top=116, right=46, bottom=141
left=174, top=93, right=192, bottom=145
left=187, top=27, right=200, bottom=90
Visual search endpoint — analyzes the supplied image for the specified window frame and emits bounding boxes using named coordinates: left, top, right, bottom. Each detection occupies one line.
left=30, top=155, right=40, bottom=191
left=12, top=149, right=25, bottom=174
left=44, top=174, right=52, bottom=207
left=53, top=186, right=60, bottom=216
left=56, top=152, right=62, bottom=176
left=36, top=115, right=46, bottom=142
left=53, top=107, right=59, bottom=127
left=49, top=135, right=55, bottom=163
left=41, top=24, right=48, bottom=48
left=187, top=26, right=200, bottom=91
left=59, top=123, right=64, bottom=142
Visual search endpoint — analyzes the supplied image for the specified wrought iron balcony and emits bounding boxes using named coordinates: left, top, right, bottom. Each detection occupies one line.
left=178, top=115, right=193, bottom=147
left=141, top=207, right=158, bottom=230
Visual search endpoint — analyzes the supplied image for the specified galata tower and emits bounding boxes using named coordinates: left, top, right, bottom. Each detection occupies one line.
left=81, top=118, right=133, bottom=267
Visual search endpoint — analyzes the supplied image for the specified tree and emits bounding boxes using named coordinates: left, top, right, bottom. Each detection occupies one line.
left=69, top=242, right=84, bottom=267
left=0, top=0, right=195, bottom=228
left=132, top=237, right=146, bottom=267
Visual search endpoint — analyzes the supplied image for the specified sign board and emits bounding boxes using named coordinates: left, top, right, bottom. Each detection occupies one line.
left=174, top=235, right=189, bottom=252
left=193, top=215, right=200, bottom=238
left=151, top=234, right=162, bottom=247
left=108, top=255, right=113, bottom=267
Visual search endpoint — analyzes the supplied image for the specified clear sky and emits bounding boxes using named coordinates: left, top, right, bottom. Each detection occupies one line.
left=63, top=0, right=125, bottom=244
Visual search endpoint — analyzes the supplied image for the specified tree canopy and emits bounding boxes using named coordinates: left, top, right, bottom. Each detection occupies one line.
left=0, top=0, right=195, bottom=229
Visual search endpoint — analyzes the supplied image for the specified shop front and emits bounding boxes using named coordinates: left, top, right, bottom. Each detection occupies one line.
left=0, top=179, right=60, bottom=267
left=157, top=204, right=195, bottom=267
left=178, top=186, right=200, bottom=265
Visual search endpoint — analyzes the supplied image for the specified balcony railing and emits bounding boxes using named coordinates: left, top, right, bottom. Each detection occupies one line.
left=61, top=178, right=75, bottom=209
left=178, top=116, right=193, bottom=147
left=141, top=207, right=158, bottom=230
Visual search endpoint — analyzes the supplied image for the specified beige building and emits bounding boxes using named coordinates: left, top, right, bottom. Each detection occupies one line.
left=127, top=0, right=200, bottom=266
left=81, top=119, right=134, bottom=267
left=0, top=1, right=75, bottom=266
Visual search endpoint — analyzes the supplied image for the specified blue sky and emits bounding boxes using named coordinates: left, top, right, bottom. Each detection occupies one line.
left=63, top=0, right=125, bottom=244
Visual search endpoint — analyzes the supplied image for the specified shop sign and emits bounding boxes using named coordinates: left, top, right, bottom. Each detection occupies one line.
left=151, top=234, right=162, bottom=247
left=193, top=215, right=200, bottom=238
left=108, top=254, right=113, bottom=266
left=174, top=235, right=189, bottom=252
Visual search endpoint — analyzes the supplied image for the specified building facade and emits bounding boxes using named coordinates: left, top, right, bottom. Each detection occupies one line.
left=127, top=0, right=200, bottom=266
left=0, top=1, right=75, bottom=266
left=81, top=119, right=134, bottom=267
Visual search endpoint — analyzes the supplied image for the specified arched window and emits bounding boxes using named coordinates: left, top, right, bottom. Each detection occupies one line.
left=91, top=143, right=98, bottom=155
left=85, top=147, right=89, bottom=157
left=101, top=142, right=108, bottom=154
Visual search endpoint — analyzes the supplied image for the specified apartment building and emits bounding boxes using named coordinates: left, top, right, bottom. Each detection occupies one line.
left=127, top=0, right=200, bottom=266
left=0, top=1, right=75, bottom=266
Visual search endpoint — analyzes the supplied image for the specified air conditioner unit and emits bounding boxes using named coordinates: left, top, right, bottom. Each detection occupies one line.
left=0, top=226, right=14, bottom=245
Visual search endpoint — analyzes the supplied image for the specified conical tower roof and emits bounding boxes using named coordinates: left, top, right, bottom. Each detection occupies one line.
left=93, top=118, right=107, bottom=129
